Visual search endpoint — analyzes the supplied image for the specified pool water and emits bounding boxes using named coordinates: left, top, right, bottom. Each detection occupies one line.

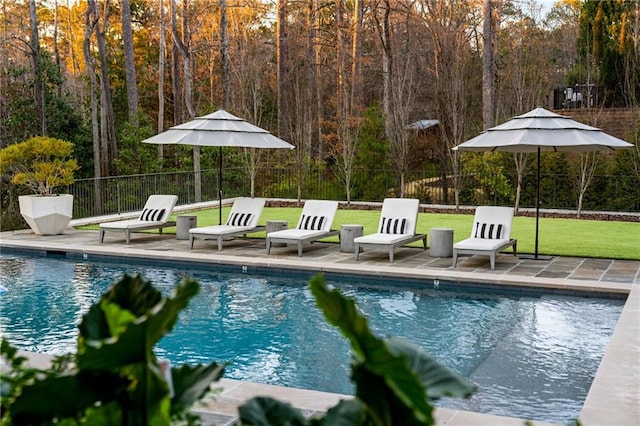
left=0, top=252, right=625, bottom=424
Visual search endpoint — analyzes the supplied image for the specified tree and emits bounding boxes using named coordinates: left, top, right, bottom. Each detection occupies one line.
left=421, top=0, right=482, bottom=207
left=29, top=0, right=46, bottom=135
left=571, top=151, right=602, bottom=217
left=482, top=0, right=499, bottom=129
left=157, top=0, right=167, bottom=163
left=496, top=2, right=555, bottom=214
left=332, top=0, right=365, bottom=203
left=171, top=0, right=201, bottom=202
left=93, top=0, right=118, bottom=174
left=578, top=0, right=639, bottom=107
left=121, top=0, right=139, bottom=126
left=373, top=0, right=419, bottom=198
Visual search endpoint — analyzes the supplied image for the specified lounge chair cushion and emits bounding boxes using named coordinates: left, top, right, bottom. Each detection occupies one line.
left=380, top=217, right=408, bottom=234
left=140, top=208, right=166, bottom=221
left=299, top=215, right=326, bottom=231
left=474, top=222, right=504, bottom=239
left=227, top=212, right=253, bottom=227
left=354, top=232, right=416, bottom=245
left=454, top=237, right=512, bottom=251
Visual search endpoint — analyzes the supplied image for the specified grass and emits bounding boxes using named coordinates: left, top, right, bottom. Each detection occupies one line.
left=83, top=206, right=640, bottom=260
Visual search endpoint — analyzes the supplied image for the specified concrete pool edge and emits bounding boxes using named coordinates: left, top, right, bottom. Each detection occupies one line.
left=1, top=233, right=638, bottom=425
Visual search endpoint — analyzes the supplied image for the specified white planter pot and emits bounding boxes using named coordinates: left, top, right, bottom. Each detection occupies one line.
left=18, top=194, right=74, bottom=235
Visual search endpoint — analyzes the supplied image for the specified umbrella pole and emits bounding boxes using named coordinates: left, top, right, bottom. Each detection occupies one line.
left=219, top=146, right=223, bottom=225
left=534, top=146, right=540, bottom=259
left=520, top=146, right=551, bottom=260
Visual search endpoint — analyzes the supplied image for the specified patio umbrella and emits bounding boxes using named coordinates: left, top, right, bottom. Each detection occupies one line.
left=143, top=109, right=294, bottom=224
left=452, top=107, right=633, bottom=259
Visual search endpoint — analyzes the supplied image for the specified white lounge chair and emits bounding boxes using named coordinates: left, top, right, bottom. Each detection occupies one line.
left=452, top=206, right=517, bottom=270
left=99, top=195, right=178, bottom=244
left=266, top=200, right=340, bottom=257
left=354, top=198, right=427, bottom=262
left=189, top=198, right=266, bottom=251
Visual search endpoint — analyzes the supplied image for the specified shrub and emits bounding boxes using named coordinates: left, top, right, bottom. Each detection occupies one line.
left=0, top=136, right=79, bottom=196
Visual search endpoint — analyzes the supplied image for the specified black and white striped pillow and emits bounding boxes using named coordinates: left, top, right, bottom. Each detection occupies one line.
left=474, top=222, right=503, bottom=239
left=299, top=215, right=325, bottom=231
left=380, top=217, right=407, bottom=234
left=226, top=213, right=253, bottom=227
left=140, top=208, right=165, bottom=221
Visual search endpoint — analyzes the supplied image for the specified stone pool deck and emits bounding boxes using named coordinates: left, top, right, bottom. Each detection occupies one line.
left=1, top=222, right=638, bottom=426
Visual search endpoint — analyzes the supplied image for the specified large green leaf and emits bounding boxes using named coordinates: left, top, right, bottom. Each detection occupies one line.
left=78, top=274, right=166, bottom=342
left=75, top=276, right=202, bottom=425
left=315, top=399, right=366, bottom=426
left=351, top=364, right=431, bottom=426
left=237, top=397, right=309, bottom=425
left=309, top=275, right=433, bottom=424
left=77, top=277, right=200, bottom=371
left=103, top=273, right=164, bottom=317
left=123, top=361, right=173, bottom=425
left=170, top=362, right=225, bottom=415
left=77, top=318, right=152, bottom=370
left=385, top=337, right=476, bottom=400
left=9, top=372, right=129, bottom=426
left=145, top=277, right=200, bottom=346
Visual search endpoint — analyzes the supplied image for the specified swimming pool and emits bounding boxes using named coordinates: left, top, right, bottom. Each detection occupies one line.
left=0, top=251, right=625, bottom=424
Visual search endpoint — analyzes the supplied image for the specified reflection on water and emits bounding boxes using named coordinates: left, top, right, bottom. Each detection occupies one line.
left=0, top=253, right=625, bottom=425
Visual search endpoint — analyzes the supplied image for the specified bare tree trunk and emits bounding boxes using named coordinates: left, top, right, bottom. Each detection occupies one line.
left=513, top=152, right=527, bottom=214
left=84, top=0, right=103, bottom=214
left=93, top=0, right=117, bottom=173
left=53, top=0, right=62, bottom=98
left=304, top=0, right=315, bottom=158
left=29, top=0, right=46, bottom=136
left=336, top=0, right=350, bottom=201
left=121, top=0, right=139, bottom=126
left=171, top=39, right=182, bottom=126
left=482, top=0, right=494, bottom=129
left=171, top=0, right=200, bottom=202
left=277, top=0, right=288, bottom=136
left=315, top=31, right=323, bottom=160
left=332, top=0, right=364, bottom=204
left=424, top=0, right=478, bottom=208
left=220, top=0, right=230, bottom=109
left=66, top=0, right=83, bottom=110
left=574, top=151, right=601, bottom=218
left=157, top=0, right=166, bottom=162
left=375, top=0, right=413, bottom=198
left=350, top=0, right=363, bottom=115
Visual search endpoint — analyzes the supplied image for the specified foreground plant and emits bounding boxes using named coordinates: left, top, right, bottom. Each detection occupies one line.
left=0, top=274, right=223, bottom=426
left=236, top=274, right=477, bottom=426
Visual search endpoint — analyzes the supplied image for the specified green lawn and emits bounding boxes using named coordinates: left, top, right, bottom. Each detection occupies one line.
left=84, top=206, right=640, bottom=260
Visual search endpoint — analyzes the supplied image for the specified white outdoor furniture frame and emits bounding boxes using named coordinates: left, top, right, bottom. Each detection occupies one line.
left=354, top=198, right=427, bottom=263
left=452, top=206, right=517, bottom=270
left=266, top=200, right=340, bottom=257
left=99, top=195, right=178, bottom=244
left=189, top=198, right=266, bottom=251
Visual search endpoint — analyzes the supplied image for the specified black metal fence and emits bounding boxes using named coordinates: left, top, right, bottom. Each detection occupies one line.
left=68, top=167, right=640, bottom=219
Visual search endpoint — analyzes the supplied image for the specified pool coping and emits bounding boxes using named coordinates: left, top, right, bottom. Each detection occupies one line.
left=1, top=232, right=638, bottom=425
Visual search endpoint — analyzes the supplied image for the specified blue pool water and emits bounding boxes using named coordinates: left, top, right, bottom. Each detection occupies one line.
left=0, top=251, right=625, bottom=424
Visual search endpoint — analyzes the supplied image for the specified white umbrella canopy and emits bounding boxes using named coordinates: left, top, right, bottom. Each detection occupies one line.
left=143, top=109, right=294, bottom=149
left=453, top=107, right=633, bottom=259
left=454, top=107, right=633, bottom=153
left=143, top=109, right=294, bottom=224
